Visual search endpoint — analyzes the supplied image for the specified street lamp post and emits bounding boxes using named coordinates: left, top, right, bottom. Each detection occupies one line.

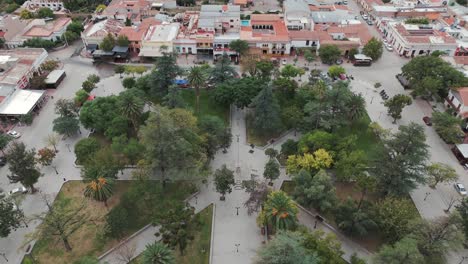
left=235, top=206, right=240, bottom=216
left=66, top=143, right=71, bottom=152
left=424, top=192, right=431, bottom=201
left=235, top=244, right=240, bottom=253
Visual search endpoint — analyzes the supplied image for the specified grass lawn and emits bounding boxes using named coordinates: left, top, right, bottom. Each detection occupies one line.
left=280, top=180, right=420, bottom=252
left=335, top=114, right=382, bottom=160
left=181, top=89, right=229, bottom=123
left=25, top=181, right=195, bottom=264
left=26, top=181, right=131, bottom=264
left=131, top=204, right=214, bottom=264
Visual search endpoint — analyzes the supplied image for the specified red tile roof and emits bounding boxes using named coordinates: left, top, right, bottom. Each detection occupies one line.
left=453, top=87, right=468, bottom=106
left=119, top=17, right=160, bottom=41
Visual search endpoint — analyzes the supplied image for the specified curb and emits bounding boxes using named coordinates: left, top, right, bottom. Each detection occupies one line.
left=209, top=203, right=216, bottom=264
left=97, top=223, right=153, bottom=261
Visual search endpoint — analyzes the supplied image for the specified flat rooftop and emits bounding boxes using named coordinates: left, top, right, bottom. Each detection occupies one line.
left=144, top=23, right=180, bottom=42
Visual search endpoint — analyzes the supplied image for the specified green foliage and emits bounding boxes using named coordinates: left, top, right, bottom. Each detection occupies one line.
left=64, top=0, right=106, bottom=12
left=73, top=256, right=100, bottom=264
left=301, top=230, right=345, bottom=264
left=19, top=113, right=33, bottom=125
left=384, top=94, right=412, bottom=123
left=95, top=4, right=106, bottom=12
left=20, top=9, right=33, bottom=19
left=318, top=45, right=341, bottom=64
left=84, top=176, right=114, bottom=206
left=117, top=90, right=144, bottom=131
left=293, top=170, right=337, bottom=213
left=456, top=0, right=467, bottom=5
left=53, top=116, right=80, bottom=136
left=0, top=196, right=25, bottom=237
left=37, top=7, right=54, bottom=18
left=148, top=52, right=181, bottom=97
left=210, top=53, right=236, bottom=84
left=402, top=56, right=468, bottom=99
left=140, top=107, right=207, bottom=184
left=281, top=105, right=303, bottom=130
left=374, top=237, right=425, bottom=264
left=334, top=150, right=367, bottom=182
left=176, top=0, right=195, bottom=6
left=116, top=35, right=129, bottom=46
left=154, top=202, right=195, bottom=255
left=264, top=191, right=299, bottom=231
left=405, top=17, right=429, bottom=24
left=122, top=77, right=136, bottom=89
left=363, top=37, right=383, bottom=61
left=348, top=48, right=359, bottom=59
left=142, top=242, right=175, bottom=264
left=74, top=137, right=100, bottom=164
left=163, top=86, right=187, bottom=109
left=23, top=37, right=55, bottom=49
left=456, top=197, right=468, bottom=241
left=36, top=147, right=56, bottom=167
left=213, top=164, right=235, bottom=199
left=251, top=86, right=283, bottom=136
left=82, top=80, right=95, bottom=93
left=86, top=74, right=100, bottom=84
left=5, top=3, right=19, bottom=13
left=264, top=159, right=280, bottom=183
left=432, top=111, right=464, bottom=144
left=303, top=49, right=316, bottom=65
left=281, top=139, right=298, bottom=157
left=41, top=60, right=59, bottom=72
left=67, top=21, right=84, bottom=34
left=281, top=64, right=304, bottom=79
left=328, top=65, right=345, bottom=78
left=74, top=89, right=89, bottom=106
left=6, top=142, right=41, bottom=192
left=213, top=77, right=264, bottom=108
left=0, top=133, right=12, bottom=155
left=80, top=96, right=128, bottom=138
left=371, top=123, right=429, bottom=196
left=229, top=39, right=249, bottom=56
left=105, top=204, right=129, bottom=238
left=335, top=198, right=376, bottom=237
left=373, top=197, right=419, bottom=243
left=100, top=33, right=115, bottom=52
left=256, top=231, right=320, bottom=264
left=427, top=162, right=458, bottom=188
left=55, top=98, right=79, bottom=118
left=198, top=115, right=231, bottom=159
left=114, top=65, right=125, bottom=77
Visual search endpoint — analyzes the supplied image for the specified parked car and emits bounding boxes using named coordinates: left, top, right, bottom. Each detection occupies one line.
left=282, top=59, right=287, bottom=65
left=7, top=130, right=20, bottom=138
left=335, top=59, right=343, bottom=65
left=396, top=74, right=410, bottom=89
left=366, top=19, right=373, bottom=25
left=383, top=39, right=388, bottom=44
left=362, top=14, right=368, bottom=20
left=422, top=116, right=432, bottom=126
left=8, top=186, right=27, bottom=196
left=385, top=44, right=394, bottom=51
left=455, top=183, right=467, bottom=196
left=0, top=157, right=7, bottom=167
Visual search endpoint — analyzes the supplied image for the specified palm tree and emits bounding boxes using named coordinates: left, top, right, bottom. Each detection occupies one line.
left=118, top=93, right=144, bottom=132
left=84, top=176, right=114, bottom=207
left=188, top=66, right=206, bottom=113
left=142, top=242, right=175, bottom=264
left=347, top=93, right=366, bottom=121
left=264, top=191, right=299, bottom=231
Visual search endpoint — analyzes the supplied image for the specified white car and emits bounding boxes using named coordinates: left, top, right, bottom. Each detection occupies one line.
left=362, top=14, right=368, bottom=20
left=385, top=44, right=394, bottom=52
left=282, top=59, right=287, bottom=65
left=7, top=130, right=21, bottom=138
left=455, top=183, right=467, bottom=196
left=8, top=186, right=28, bottom=196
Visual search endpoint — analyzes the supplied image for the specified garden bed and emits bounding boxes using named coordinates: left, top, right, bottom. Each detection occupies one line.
left=131, top=204, right=214, bottom=264
left=24, top=180, right=195, bottom=264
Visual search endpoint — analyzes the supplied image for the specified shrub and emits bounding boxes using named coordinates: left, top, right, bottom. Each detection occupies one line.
left=105, top=205, right=130, bottom=238
left=74, top=137, right=100, bottom=164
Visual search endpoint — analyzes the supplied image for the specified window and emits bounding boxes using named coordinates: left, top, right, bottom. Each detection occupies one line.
left=230, top=19, right=234, bottom=22
left=230, top=25, right=234, bottom=28
left=306, top=40, right=310, bottom=46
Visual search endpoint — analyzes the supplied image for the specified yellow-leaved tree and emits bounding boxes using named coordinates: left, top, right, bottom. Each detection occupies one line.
left=286, top=148, right=333, bottom=174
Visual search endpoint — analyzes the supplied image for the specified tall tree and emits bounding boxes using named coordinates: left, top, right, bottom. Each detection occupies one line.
left=432, top=111, right=464, bottom=144
left=37, top=147, right=58, bottom=174
left=163, top=86, right=187, bottom=109
left=346, top=93, right=366, bottom=121
left=302, top=230, right=345, bottom=264
left=55, top=99, right=79, bottom=118
left=373, top=197, right=419, bottom=243
left=335, top=150, right=367, bottom=182
left=402, top=56, right=468, bottom=99
left=210, top=53, right=236, bottom=84
left=154, top=202, right=195, bottom=255
left=243, top=181, right=269, bottom=215
left=100, top=33, right=115, bottom=52
left=0, top=196, right=25, bottom=237
left=426, top=162, right=458, bottom=188
left=213, top=165, right=235, bottom=200
left=318, top=45, right=341, bottom=64
left=32, top=196, right=89, bottom=251
left=212, top=77, right=264, bottom=108
left=53, top=116, right=80, bottom=137
left=251, top=86, right=282, bottom=136
left=84, top=176, right=115, bottom=207
left=293, top=169, right=337, bottom=213
left=371, top=123, right=429, bottom=196
left=116, top=35, right=130, bottom=46
left=142, top=242, right=175, bottom=264
left=117, top=92, right=144, bottom=132
left=363, top=37, right=383, bottom=61
left=263, top=191, right=299, bottom=231
left=198, top=115, right=231, bottom=159
left=335, top=198, right=377, bottom=236
left=374, top=237, right=425, bottom=264
left=148, top=52, right=181, bottom=97
left=188, top=66, right=207, bottom=113
left=0, top=133, right=12, bottom=155
left=6, top=142, right=41, bottom=193
left=256, top=231, right=319, bottom=264
left=140, top=107, right=206, bottom=186
left=456, top=197, right=468, bottom=242
left=384, top=94, right=412, bottom=123
left=263, top=158, right=280, bottom=184
left=115, top=65, right=125, bottom=78
left=229, top=39, right=249, bottom=60
left=410, top=213, right=463, bottom=260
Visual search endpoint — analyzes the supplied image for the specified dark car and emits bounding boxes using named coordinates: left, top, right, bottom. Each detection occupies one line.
left=396, top=74, right=410, bottom=89
left=423, top=116, right=432, bottom=126
left=0, top=157, right=7, bottom=167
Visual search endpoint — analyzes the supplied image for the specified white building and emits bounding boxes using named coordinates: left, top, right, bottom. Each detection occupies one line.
left=446, top=87, right=468, bottom=120
left=139, top=22, right=180, bottom=57
left=22, top=0, right=64, bottom=11
left=199, top=5, right=241, bottom=34
left=283, top=0, right=312, bottom=30
left=383, top=22, right=458, bottom=57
